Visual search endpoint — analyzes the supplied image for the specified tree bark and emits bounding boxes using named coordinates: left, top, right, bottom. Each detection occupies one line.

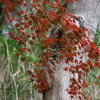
left=67, top=0, right=100, bottom=33
left=43, top=0, right=100, bottom=100
left=43, top=61, right=71, bottom=100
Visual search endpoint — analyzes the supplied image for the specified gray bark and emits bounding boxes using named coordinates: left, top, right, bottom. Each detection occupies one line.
left=43, top=0, right=100, bottom=100
left=43, top=61, right=71, bottom=100
left=67, top=0, right=100, bottom=33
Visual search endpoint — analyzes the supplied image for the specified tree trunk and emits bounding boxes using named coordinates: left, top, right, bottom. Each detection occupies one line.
left=43, top=61, right=71, bottom=100
left=43, top=0, right=100, bottom=100
left=67, top=0, right=100, bottom=34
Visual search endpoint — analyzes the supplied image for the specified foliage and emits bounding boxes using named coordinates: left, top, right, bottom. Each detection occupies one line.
left=94, top=30, right=100, bottom=48
left=82, top=30, right=100, bottom=100
left=0, top=0, right=100, bottom=100
left=0, top=31, right=42, bottom=100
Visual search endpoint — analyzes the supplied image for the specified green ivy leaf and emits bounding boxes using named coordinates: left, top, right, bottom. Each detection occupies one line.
left=87, top=83, right=93, bottom=85
left=0, top=36, right=5, bottom=45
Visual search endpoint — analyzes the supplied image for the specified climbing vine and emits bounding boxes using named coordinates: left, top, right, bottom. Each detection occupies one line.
left=1, top=0, right=100, bottom=100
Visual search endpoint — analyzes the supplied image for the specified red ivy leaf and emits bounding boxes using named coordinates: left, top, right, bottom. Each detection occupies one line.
left=33, top=4, right=41, bottom=8
left=81, top=82, right=88, bottom=87
left=35, top=64, right=40, bottom=67
left=78, top=96, right=82, bottom=100
left=27, top=49, right=31, bottom=52
left=40, top=34, right=47, bottom=39
left=64, top=67, right=68, bottom=71
left=95, top=63, right=100, bottom=69
left=48, top=38, right=55, bottom=43
left=8, top=32, right=12, bottom=35
left=87, top=60, right=94, bottom=70
left=90, top=42, right=96, bottom=48
left=55, top=0, right=60, bottom=3
left=17, top=0, right=24, bottom=3
left=27, top=70, right=32, bottom=75
left=15, top=53, right=20, bottom=56
left=90, top=98, right=92, bottom=100
left=8, top=5, right=13, bottom=8
left=50, top=11, right=58, bottom=18
left=19, top=10, right=24, bottom=14
left=21, top=57, right=26, bottom=62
